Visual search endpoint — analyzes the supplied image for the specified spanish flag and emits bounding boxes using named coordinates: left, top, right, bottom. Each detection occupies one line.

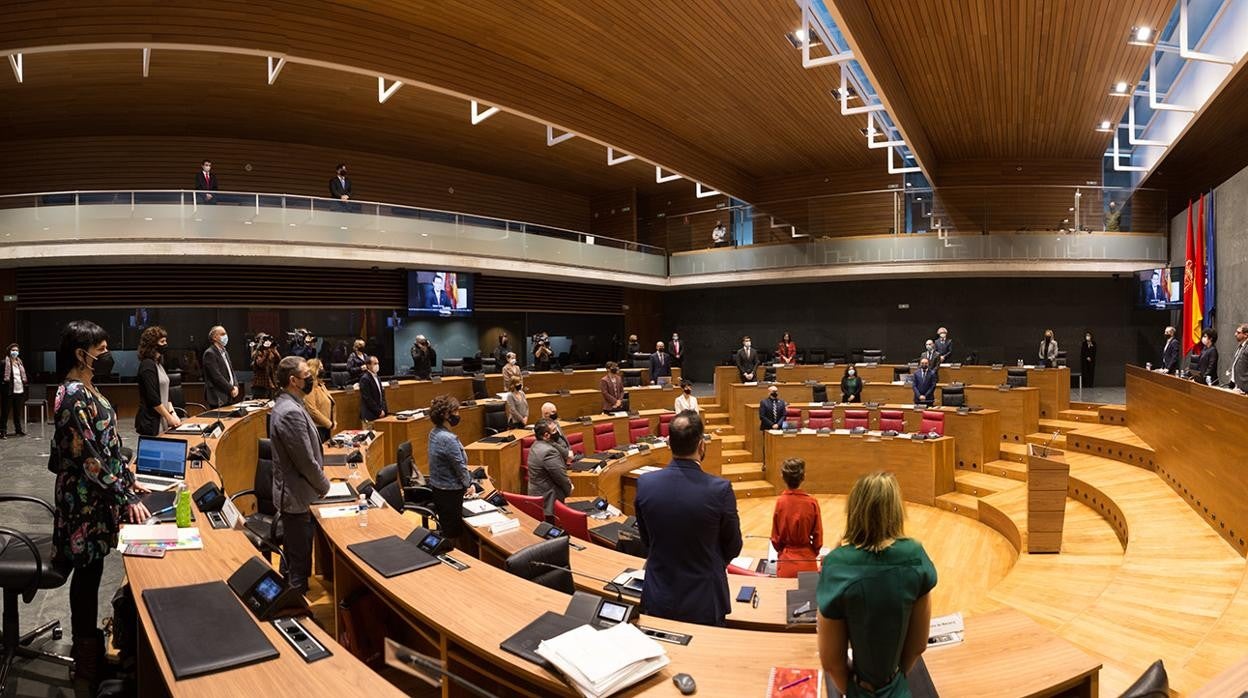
left=1182, top=196, right=1205, bottom=356
left=446, top=273, right=459, bottom=308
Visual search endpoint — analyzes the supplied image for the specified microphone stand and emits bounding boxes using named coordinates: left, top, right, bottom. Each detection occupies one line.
left=530, top=561, right=629, bottom=603
left=386, top=639, right=499, bottom=698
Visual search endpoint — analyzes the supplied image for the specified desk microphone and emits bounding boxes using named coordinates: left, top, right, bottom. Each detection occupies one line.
left=1041, top=430, right=1060, bottom=457
left=394, top=649, right=499, bottom=698
left=529, top=561, right=628, bottom=603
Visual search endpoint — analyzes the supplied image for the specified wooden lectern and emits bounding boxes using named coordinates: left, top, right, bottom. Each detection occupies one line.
left=1026, top=443, right=1068, bottom=553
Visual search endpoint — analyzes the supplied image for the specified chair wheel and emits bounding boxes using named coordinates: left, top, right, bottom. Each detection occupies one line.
left=52, top=625, right=62, bottom=640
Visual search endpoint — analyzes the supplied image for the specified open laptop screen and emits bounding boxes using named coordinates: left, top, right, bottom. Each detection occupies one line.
left=135, top=436, right=188, bottom=479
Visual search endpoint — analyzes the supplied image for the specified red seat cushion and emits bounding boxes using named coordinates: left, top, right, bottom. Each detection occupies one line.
left=920, top=410, right=945, bottom=436
left=844, top=409, right=870, bottom=430
left=659, top=412, right=674, bottom=437
left=593, top=423, right=617, bottom=452
left=567, top=431, right=585, bottom=456
left=785, top=406, right=802, bottom=420
left=806, top=409, right=833, bottom=429
left=628, top=418, right=650, bottom=442
left=879, top=409, right=905, bottom=432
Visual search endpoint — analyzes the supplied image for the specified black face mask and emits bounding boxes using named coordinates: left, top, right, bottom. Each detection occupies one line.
left=157, top=343, right=167, bottom=356
left=88, top=350, right=114, bottom=377
left=684, top=387, right=692, bottom=394
left=301, top=376, right=315, bottom=394
left=549, top=412, right=559, bottom=421
left=448, top=414, right=461, bottom=427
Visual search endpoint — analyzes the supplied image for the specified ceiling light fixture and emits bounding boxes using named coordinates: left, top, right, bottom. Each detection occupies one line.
left=1096, top=120, right=1114, bottom=132
left=784, top=28, right=821, bottom=49
left=1111, top=81, right=1130, bottom=96
left=1130, top=26, right=1153, bottom=44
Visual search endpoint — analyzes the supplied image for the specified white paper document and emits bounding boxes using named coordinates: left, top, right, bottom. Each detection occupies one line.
left=317, top=505, right=360, bottom=519
left=462, top=499, right=498, bottom=516
left=466, top=511, right=513, bottom=528
left=325, top=482, right=353, bottom=498
left=928, top=612, right=965, bottom=647
left=536, top=622, right=669, bottom=698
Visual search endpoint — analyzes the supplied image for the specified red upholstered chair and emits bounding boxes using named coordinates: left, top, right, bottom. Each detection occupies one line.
left=628, top=418, right=650, bottom=442
left=727, top=564, right=768, bottom=577
left=554, top=500, right=591, bottom=541
left=920, top=410, right=946, bottom=436
left=785, top=407, right=802, bottom=423
left=567, top=431, right=585, bottom=456
left=502, top=492, right=545, bottom=521
left=520, top=435, right=536, bottom=488
left=844, top=409, right=870, bottom=430
left=659, top=412, right=675, bottom=437
left=879, top=409, right=905, bottom=433
left=806, top=409, right=834, bottom=429
left=593, top=423, right=617, bottom=451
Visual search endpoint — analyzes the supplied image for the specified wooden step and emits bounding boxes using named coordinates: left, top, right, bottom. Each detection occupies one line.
left=954, top=471, right=1023, bottom=497
left=1064, top=424, right=1156, bottom=470
left=1026, top=432, right=1067, bottom=449
left=1057, top=409, right=1099, bottom=423
left=934, top=492, right=979, bottom=520
left=1097, top=404, right=1128, bottom=425
left=1038, top=419, right=1083, bottom=434
left=983, top=459, right=1028, bottom=482
left=704, top=412, right=730, bottom=425
left=722, top=448, right=754, bottom=464
left=731, top=480, right=777, bottom=499
left=718, top=434, right=745, bottom=448
left=721, top=462, right=764, bottom=482
left=999, top=442, right=1028, bottom=464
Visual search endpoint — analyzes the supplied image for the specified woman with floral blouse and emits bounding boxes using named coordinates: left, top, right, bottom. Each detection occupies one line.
left=50, top=320, right=150, bottom=687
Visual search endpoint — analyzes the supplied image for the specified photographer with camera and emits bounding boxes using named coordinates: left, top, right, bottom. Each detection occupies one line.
left=250, top=333, right=282, bottom=399
left=533, top=332, right=553, bottom=372
left=410, top=334, right=436, bottom=380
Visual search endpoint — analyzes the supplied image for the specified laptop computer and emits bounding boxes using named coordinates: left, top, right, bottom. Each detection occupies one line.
left=133, top=436, right=189, bottom=491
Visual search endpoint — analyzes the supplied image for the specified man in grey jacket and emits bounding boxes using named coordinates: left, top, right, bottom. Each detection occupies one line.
left=269, top=356, right=331, bottom=593
left=1230, top=323, right=1248, bottom=393
left=527, top=418, right=573, bottom=519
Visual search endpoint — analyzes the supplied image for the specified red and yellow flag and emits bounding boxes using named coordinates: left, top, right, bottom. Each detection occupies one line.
left=1182, top=196, right=1205, bottom=355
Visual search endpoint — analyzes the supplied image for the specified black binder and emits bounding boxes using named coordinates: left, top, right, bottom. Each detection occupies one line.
left=499, top=611, right=586, bottom=670
left=141, top=581, right=279, bottom=680
left=589, top=522, right=627, bottom=547
left=566, top=500, right=598, bottom=513
left=346, top=535, right=440, bottom=578
left=786, top=571, right=819, bottom=625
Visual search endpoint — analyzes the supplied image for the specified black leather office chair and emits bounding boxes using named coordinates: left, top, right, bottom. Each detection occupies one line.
left=166, top=369, right=206, bottom=419
left=472, top=376, right=488, bottom=400
left=629, top=352, right=651, bottom=369
left=229, top=439, right=284, bottom=561
left=504, top=538, right=574, bottom=594
left=1055, top=350, right=1068, bottom=368
left=622, top=369, right=643, bottom=388
left=483, top=403, right=508, bottom=436
left=829, top=352, right=847, bottom=365
left=0, top=494, right=73, bottom=692
left=376, top=481, right=438, bottom=529
left=763, top=367, right=777, bottom=383
left=480, top=357, right=498, bottom=374
left=808, top=348, right=827, bottom=364
left=330, top=362, right=351, bottom=388
left=811, top=385, right=828, bottom=403
left=861, top=349, right=884, bottom=364
left=1007, top=368, right=1028, bottom=387
left=441, top=358, right=465, bottom=377
left=1118, top=659, right=1168, bottom=698
left=941, top=384, right=965, bottom=407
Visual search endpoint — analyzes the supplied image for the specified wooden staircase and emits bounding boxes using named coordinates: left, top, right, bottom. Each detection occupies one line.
left=702, top=401, right=775, bottom=499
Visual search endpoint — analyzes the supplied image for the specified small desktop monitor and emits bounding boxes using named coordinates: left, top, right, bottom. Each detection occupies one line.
left=407, top=271, right=474, bottom=316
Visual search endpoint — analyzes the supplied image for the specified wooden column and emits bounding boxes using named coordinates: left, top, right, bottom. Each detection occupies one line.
left=1026, top=443, right=1068, bottom=553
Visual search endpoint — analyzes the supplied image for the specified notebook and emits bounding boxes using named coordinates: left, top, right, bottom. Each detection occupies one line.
left=347, top=535, right=440, bottom=578
left=765, top=667, right=822, bottom=698
left=142, top=581, right=278, bottom=679
left=499, top=611, right=587, bottom=670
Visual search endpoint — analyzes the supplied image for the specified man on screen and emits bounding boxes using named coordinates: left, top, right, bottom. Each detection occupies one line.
left=424, top=273, right=454, bottom=309
left=1144, top=270, right=1168, bottom=308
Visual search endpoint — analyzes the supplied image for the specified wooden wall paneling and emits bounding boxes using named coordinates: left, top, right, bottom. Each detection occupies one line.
left=637, top=188, right=731, bottom=252
left=622, top=289, right=663, bottom=350
left=589, top=188, right=638, bottom=242
left=474, top=276, right=624, bottom=315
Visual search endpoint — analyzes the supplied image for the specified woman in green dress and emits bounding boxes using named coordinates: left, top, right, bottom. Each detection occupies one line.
left=817, top=472, right=936, bottom=697
left=50, top=320, right=150, bottom=686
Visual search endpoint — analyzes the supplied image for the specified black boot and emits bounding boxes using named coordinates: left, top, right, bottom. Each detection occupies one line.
left=70, top=629, right=106, bottom=690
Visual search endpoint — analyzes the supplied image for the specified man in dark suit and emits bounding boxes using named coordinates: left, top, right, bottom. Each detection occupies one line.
left=649, top=341, right=672, bottom=385
left=527, top=419, right=573, bottom=519
left=423, top=273, right=453, bottom=309
left=202, top=325, right=237, bottom=408
left=1192, top=328, right=1219, bottom=385
left=735, top=336, right=760, bottom=382
left=634, top=411, right=741, bottom=626
left=1229, top=324, right=1248, bottom=393
left=913, top=357, right=938, bottom=406
left=934, top=327, right=953, bottom=364
left=1144, top=271, right=1167, bottom=307
left=1161, top=326, right=1179, bottom=373
left=759, top=385, right=787, bottom=431
left=329, top=163, right=352, bottom=210
left=670, top=332, right=684, bottom=367
left=194, top=159, right=218, bottom=204
left=359, top=355, right=388, bottom=422
left=921, top=339, right=940, bottom=374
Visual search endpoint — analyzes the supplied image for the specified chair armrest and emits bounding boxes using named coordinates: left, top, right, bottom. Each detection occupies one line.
left=173, top=407, right=189, bottom=419
left=0, top=526, right=44, bottom=595
left=484, top=427, right=501, bottom=436
left=0, top=494, right=54, bottom=517
left=401, top=504, right=439, bottom=528
left=184, top=402, right=208, bottom=418
left=228, top=488, right=258, bottom=503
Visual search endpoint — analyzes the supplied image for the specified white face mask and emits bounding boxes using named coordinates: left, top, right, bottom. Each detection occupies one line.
left=1086, top=335, right=1092, bottom=341
left=848, top=370, right=856, bottom=376
left=744, top=342, right=751, bottom=349
left=8, top=350, right=17, bottom=358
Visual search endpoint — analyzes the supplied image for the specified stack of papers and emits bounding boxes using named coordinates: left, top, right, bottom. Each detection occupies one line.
left=118, top=525, right=203, bottom=550
left=462, top=499, right=498, bottom=517
left=317, top=505, right=361, bottom=519
left=325, top=482, right=353, bottom=498
left=535, top=623, right=669, bottom=698
left=928, top=612, right=965, bottom=647
left=171, top=423, right=207, bottom=434
left=629, top=466, right=661, bottom=476
left=465, top=511, right=513, bottom=528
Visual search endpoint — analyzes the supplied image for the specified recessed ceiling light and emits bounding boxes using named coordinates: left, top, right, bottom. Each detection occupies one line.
left=1112, top=81, right=1129, bottom=95
left=243, top=220, right=252, bottom=225
left=143, top=217, right=152, bottom=221
left=1132, top=26, right=1152, bottom=43
left=289, top=223, right=296, bottom=227
left=784, top=28, right=821, bottom=49
left=340, top=226, right=348, bottom=230
left=1068, top=207, right=1075, bottom=211
left=1099, top=120, right=1111, bottom=130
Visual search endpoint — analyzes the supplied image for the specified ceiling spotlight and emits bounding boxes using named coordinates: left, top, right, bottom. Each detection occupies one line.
left=1112, top=81, right=1129, bottom=95
left=1130, top=26, right=1153, bottom=44
left=785, top=28, right=822, bottom=49
left=1068, top=207, right=1075, bottom=211
left=1098, top=120, right=1112, bottom=130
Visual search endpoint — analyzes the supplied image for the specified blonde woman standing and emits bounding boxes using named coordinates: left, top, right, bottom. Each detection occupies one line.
left=303, top=358, right=336, bottom=443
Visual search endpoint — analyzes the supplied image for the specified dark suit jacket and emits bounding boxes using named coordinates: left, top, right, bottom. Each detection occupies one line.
left=1193, top=346, right=1218, bottom=384
left=1145, top=283, right=1166, bottom=305
left=649, top=352, right=672, bottom=382
left=135, top=358, right=166, bottom=436
left=359, top=372, right=388, bottom=421
left=423, top=287, right=453, bottom=308
left=934, top=337, right=953, bottom=362
left=912, top=368, right=937, bottom=404
left=194, top=171, right=218, bottom=192
left=759, top=396, right=787, bottom=430
left=1162, top=338, right=1179, bottom=373
left=735, top=347, right=760, bottom=381
left=634, top=458, right=742, bottom=626
left=201, top=345, right=235, bottom=408
left=1232, top=341, right=1248, bottom=390
left=347, top=352, right=368, bottom=382
left=329, top=175, right=352, bottom=199
left=526, top=439, right=573, bottom=517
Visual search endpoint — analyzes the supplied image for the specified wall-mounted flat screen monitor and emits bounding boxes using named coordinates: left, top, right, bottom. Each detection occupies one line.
left=1135, top=267, right=1181, bottom=310
left=407, top=271, right=473, bottom=316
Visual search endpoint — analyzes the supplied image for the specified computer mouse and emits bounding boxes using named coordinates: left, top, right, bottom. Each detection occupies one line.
left=672, top=673, right=696, bottom=695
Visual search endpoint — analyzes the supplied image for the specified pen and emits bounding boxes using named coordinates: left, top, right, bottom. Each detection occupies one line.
left=149, top=505, right=174, bottom=517
left=779, top=675, right=811, bottom=691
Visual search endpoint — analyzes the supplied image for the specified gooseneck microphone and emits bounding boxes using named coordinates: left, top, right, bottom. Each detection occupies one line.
left=530, top=561, right=628, bottom=603
left=395, top=649, right=499, bottom=698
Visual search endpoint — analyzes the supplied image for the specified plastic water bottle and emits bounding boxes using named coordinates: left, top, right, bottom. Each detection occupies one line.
left=175, top=483, right=192, bottom=528
left=357, top=494, right=369, bottom=527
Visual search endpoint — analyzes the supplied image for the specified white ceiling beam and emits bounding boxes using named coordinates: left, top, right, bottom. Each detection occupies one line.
left=545, top=125, right=575, bottom=146
left=1179, top=0, right=1237, bottom=65
left=607, top=147, right=635, bottom=165
left=887, top=145, right=921, bottom=174
left=801, top=0, right=854, bottom=68
left=656, top=166, right=681, bottom=183
left=1110, top=133, right=1149, bottom=172
left=8, top=53, right=22, bottom=83
left=267, top=56, right=286, bottom=85
left=470, top=100, right=499, bottom=125
left=1126, top=100, right=1169, bottom=147
left=141, top=48, right=150, bottom=77
left=377, top=76, right=403, bottom=104
left=695, top=183, right=721, bottom=198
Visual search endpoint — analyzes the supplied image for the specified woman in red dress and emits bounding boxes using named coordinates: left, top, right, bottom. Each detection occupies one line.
left=770, top=458, right=823, bottom=577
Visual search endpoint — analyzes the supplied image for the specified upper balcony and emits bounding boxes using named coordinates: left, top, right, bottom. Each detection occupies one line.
left=0, top=186, right=1168, bottom=288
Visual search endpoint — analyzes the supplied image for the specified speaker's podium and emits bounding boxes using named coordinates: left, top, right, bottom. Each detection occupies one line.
left=1027, top=443, right=1068, bottom=553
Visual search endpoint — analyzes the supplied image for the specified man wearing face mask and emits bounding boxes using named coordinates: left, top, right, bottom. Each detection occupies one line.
left=760, top=385, right=788, bottom=431
left=736, top=335, right=760, bottom=382
left=650, top=341, right=672, bottom=385
left=202, top=325, right=238, bottom=408
left=675, top=379, right=699, bottom=413
left=540, top=401, right=571, bottom=461
left=670, top=332, right=684, bottom=368
left=1080, top=331, right=1097, bottom=388
left=913, top=357, right=937, bottom=407
left=1160, top=326, right=1179, bottom=374
left=634, top=411, right=742, bottom=626
left=269, top=356, right=331, bottom=594
left=194, top=159, right=217, bottom=204
left=329, top=163, right=352, bottom=210
left=359, top=355, right=388, bottom=424
left=840, top=365, right=863, bottom=403
left=1, top=342, right=28, bottom=437
left=527, top=418, right=573, bottom=520
left=921, top=340, right=940, bottom=374
left=600, top=361, right=624, bottom=413
left=934, top=327, right=953, bottom=364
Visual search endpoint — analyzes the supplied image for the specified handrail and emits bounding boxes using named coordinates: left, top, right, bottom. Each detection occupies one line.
left=0, top=188, right=667, bottom=256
